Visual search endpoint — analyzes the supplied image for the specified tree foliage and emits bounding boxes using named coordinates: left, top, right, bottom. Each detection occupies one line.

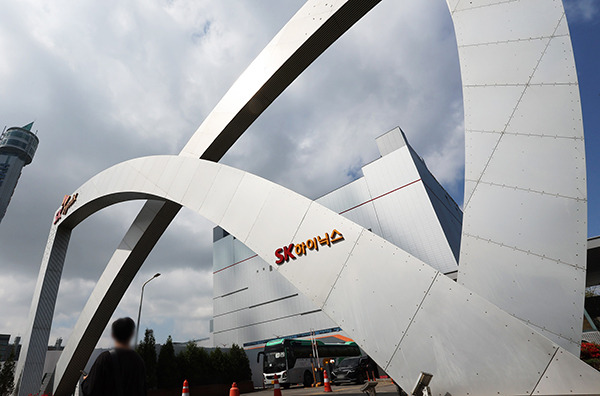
left=141, top=330, right=252, bottom=390
left=227, top=344, right=252, bottom=384
left=0, top=349, right=16, bottom=396
left=157, top=336, right=178, bottom=389
left=176, top=342, right=212, bottom=386
left=137, top=329, right=158, bottom=388
left=210, top=347, right=228, bottom=384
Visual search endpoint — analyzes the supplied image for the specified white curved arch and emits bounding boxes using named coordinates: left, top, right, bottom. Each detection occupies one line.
left=179, top=0, right=589, bottom=354
left=15, top=0, right=589, bottom=395
left=46, top=155, right=600, bottom=395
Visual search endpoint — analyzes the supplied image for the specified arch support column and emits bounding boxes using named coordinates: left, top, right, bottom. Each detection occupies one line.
left=14, top=226, right=71, bottom=396
left=52, top=200, right=180, bottom=396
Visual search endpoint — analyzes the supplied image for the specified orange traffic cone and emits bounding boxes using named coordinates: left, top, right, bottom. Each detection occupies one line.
left=323, top=370, right=332, bottom=393
left=273, top=374, right=283, bottom=396
left=182, top=379, right=190, bottom=396
left=230, top=382, right=240, bottom=396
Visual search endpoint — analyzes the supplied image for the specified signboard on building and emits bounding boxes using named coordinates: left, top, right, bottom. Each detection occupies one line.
left=274, top=229, right=344, bottom=264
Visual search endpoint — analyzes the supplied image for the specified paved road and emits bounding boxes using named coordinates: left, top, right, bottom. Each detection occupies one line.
left=254, top=380, right=399, bottom=396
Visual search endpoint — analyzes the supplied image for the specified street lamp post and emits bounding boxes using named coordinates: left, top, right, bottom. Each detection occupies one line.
left=135, top=273, right=161, bottom=346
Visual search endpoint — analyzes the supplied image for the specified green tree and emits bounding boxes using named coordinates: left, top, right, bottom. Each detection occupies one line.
left=157, top=336, right=178, bottom=389
left=176, top=342, right=212, bottom=385
left=228, top=344, right=251, bottom=383
left=173, top=344, right=251, bottom=386
left=136, top=329, right=157, bottom=388
left=0, top=349, right=16, bottom=396
left=210, top=347, right=228, bottom=384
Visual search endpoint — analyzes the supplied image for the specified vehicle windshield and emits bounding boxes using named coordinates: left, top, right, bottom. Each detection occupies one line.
left=337, top=357, right=360, bottom=368
left=264, top=351, right=287, bottom=373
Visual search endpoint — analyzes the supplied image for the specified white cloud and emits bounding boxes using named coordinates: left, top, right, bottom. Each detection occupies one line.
left=0, top=0, right=463, bottom=348
left=564, top=0, right=599, bottom=23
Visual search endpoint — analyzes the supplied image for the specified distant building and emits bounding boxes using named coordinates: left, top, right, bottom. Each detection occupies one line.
left=0, top=122, right=39, bottom=224
left=47, top=338, right=64, bottom=351
left=0, top=334, right=21, bottom=362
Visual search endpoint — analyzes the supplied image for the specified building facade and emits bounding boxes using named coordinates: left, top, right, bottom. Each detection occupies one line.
left=211, top=127, right=463, bottom=386
left=0, top=334, right=21, bottom=362
left=0, top=123, right=39, bottom=224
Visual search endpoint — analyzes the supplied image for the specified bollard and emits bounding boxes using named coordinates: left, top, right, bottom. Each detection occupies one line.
left=230, top=382, right=240, bottom=396
left=323, top=369, right=332, bottom=393
left=273, top=374, right=282, bottom=396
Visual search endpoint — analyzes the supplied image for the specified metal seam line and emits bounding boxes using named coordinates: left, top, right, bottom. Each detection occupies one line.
left=243, top=183, right=276, bottom=246
left=464, top=82, right=577, bottom=87
left=321, top=228, right=366, bottom=310
left=464, top=12, right=566, bottom=208
left=463, top=232, right=587, bottom=271
left=464, top=179, right=586, bottom=201
left=289, top=200, right=314, bottom=248
left=458, top=34, right=570, bottom=48
left=450, top=0, right=462, bottom=14
left=466, top=129, right=584, bottom=140
left=529, top=348, right=560, bottom=396
left=383, top=271, right=441, bottom=371
left=509, top=314, right=581, bottom=345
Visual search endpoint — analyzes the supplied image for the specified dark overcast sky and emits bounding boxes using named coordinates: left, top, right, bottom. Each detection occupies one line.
left=0, top=0, right=597, bottom=347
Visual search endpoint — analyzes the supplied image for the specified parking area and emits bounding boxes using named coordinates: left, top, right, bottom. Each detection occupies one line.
left=254, top=380, right=398, bottom=396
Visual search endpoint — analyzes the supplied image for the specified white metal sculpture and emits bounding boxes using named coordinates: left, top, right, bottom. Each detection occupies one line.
left=455, top=0, right=587, bottom=355
left=14, top=0, right=595, bottom=395
left=30, top=155, right=600, bottom=395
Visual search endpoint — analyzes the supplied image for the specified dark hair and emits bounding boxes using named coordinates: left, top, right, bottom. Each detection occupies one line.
left=111, top=317, right=136, bottom=344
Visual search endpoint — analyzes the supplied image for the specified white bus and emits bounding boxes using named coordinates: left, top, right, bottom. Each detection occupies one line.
left=258, top=338, right=361, bottom=388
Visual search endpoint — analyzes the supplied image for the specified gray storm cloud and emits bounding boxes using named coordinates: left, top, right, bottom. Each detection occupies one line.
left=0, top=0, right=466, bottom=347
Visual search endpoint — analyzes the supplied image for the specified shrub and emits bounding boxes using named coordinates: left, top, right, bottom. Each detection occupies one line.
left=581, top=341, right=600, bottom=360
left=581, top=341, right=600, bottom=371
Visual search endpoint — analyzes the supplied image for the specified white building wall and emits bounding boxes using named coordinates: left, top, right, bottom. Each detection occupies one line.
left=211, top=128, right=462, bottom=386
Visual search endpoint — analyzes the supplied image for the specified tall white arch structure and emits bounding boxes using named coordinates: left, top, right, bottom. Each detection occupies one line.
left=31, top=156, right=600, bottom=395
left=15, top=0, right=593, bottom=395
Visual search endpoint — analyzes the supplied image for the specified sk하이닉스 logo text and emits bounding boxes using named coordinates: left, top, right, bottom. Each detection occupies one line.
left=274, top=229, right=344, bottom=265
left=53, top=193, right=78, bottom=225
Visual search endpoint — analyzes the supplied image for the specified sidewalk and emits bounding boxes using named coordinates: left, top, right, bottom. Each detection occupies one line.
left=254, top=380, right=398, bottom=396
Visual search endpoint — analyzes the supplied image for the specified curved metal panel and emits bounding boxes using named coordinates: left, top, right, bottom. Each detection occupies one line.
left=454, top=0, right=587, bottom=355
left=49, top=155, right=599, bottom=395
left=180, top=0, right=382, bottom=160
